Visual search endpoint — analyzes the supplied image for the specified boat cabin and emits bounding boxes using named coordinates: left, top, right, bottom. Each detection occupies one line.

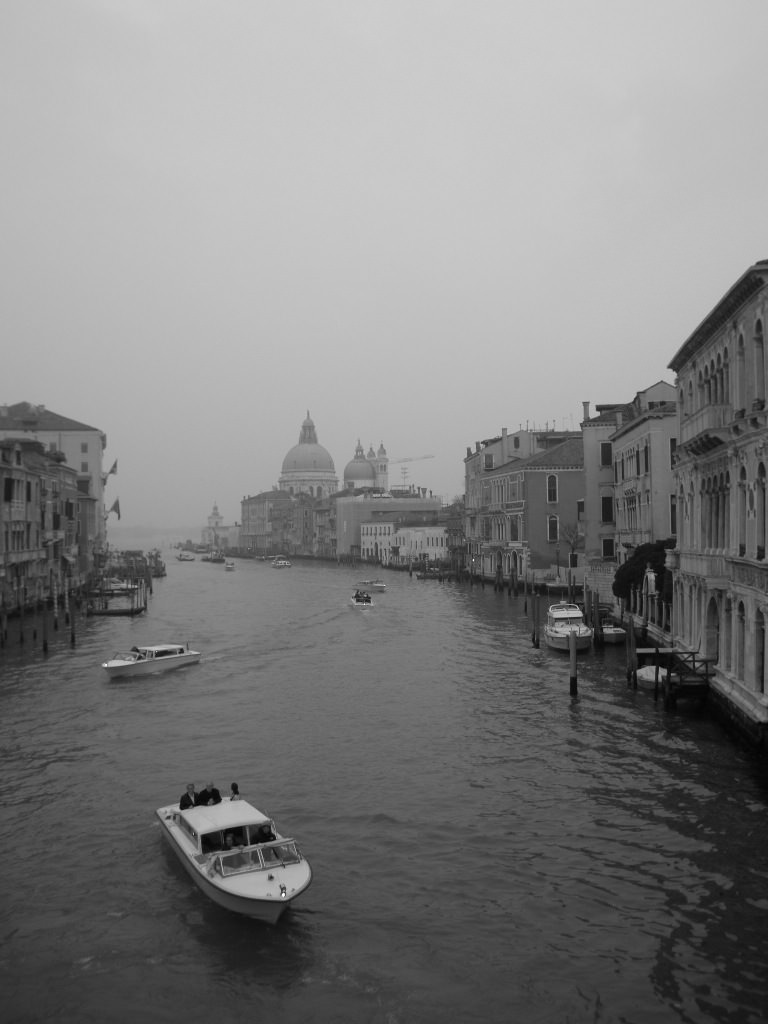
left=547, top=603, right=586, bottom=625
left=174, top=802, right=302, bottom=877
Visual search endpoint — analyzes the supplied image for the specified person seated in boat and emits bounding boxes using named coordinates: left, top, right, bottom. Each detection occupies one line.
left=197, top=781, right=222, bottom=806
left=179, top=782, right=198, bottom=810
left=230, top=782, right=241, bottom=801
left=257, top=822, right=276, bottom=844
left=222, top=832, right=248, bottom=868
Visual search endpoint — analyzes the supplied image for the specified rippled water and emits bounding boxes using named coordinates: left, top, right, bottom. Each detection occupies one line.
left=3, top=558, right=768, bottom=1023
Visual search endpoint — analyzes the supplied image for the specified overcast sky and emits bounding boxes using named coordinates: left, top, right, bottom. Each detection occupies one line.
left=3, top=0, right=767, bottom=529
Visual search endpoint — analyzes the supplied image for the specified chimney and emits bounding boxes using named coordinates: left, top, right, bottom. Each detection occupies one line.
left=475, top=442, right=481, bottom=453
left=501, top=427, right=507, bottom=463
left=582, top=401, right=590, bottom=422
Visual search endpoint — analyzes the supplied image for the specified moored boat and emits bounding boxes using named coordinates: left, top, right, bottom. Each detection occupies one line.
left=358, top=579, right=386, bottom=591
left=543, top=602, right=593, bottom=652
left=101, top=643, right=201, bottom=678
left=600, top=622, right=627, bottom=644
left=156, top=798, right=312, bottom=923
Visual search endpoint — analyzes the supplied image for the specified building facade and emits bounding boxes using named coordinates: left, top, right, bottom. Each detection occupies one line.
left=0, top=402, right=110, bottom=563
left=669, top=259, right=768, bottom=738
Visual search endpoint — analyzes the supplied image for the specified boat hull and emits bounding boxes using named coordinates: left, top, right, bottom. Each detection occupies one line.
left=102, top=652, right=201, bottom=678
left=543, top=629, right=593, bottom=652
left=601, top=626, right=627, bottom=644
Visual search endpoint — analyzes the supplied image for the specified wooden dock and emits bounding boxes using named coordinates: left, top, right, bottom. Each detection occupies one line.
left=629, top=640, right=714, bottom=709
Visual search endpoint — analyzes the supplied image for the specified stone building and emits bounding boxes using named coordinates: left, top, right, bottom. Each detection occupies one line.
left=668, top=258, right=768, bottom=739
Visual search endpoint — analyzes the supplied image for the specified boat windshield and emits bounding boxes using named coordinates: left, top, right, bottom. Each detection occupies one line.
left=214, top=840, right=301, bottom=877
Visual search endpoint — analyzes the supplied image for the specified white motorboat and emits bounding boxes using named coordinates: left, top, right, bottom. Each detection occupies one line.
left=156, top=798, right=312, bottom=923
left=358, top=579, right=386, bottom=592
left=351, top=590, right=374, bottom=608
left=543, top=602, right=593, bottom=652
left=272, top=557, right=292, bottom=568
left=177, top=552, right=195, bottom=561
left=101, top=643, right=201, bottom=679
left=225, top=561, right=235, bottom=571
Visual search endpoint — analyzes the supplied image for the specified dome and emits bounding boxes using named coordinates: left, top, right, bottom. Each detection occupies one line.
left=280, top=412, right=336, bottom=475
left=282, top=442, right=335, bottom=474
left=344, top=439, right=375, bottom=485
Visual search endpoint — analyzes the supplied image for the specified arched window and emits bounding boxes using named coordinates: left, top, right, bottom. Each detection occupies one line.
left=754, top=320, right=765, bottom=407
left=547, top=514, right=559, bottom=542
left=738, top=466, right=748, bottom=556
left=736, top=334, right=746, bottom=412
left=757, top=463, right=766, bottom=560
left=546, top=474, right=558, bottom=503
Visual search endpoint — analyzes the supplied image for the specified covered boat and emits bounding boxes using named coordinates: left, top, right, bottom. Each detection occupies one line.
left=156, top=798, right=312, bottom=923
left=101, top=643, right=201, bottom=678
left=543, top=602, right=593, bottom=652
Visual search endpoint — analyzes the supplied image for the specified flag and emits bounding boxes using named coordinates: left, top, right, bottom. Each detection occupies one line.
left=108, top=459, right=118, bottom=476
left=109, top=498, right=121, bottom=520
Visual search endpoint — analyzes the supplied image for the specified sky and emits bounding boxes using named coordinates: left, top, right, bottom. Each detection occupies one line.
left=3, top=0, right=768, bottom=530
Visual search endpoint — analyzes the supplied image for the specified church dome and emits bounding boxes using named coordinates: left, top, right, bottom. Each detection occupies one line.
left=281, top=412, right=336, bottom=475
left=344, top=440, right=375, bottom=486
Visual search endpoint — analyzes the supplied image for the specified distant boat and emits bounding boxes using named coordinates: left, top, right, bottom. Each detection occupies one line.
left=177, top=552, right=195, bottom=561
left=350, top=590, right=374, bottom=608
left=272, top=557, right=292, bottom=568
left=358, top=579, right=386, bottom=592
left=225, top=561, right=235, bottom=571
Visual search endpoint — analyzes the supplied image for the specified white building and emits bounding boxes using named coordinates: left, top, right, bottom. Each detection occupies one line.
left=668, top=258, right=768, bottom=740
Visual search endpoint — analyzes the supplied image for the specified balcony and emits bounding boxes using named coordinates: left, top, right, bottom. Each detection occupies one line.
left=679, top=404, right=730, bottom=447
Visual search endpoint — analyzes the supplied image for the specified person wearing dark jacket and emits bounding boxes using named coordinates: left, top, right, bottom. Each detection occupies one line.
left=198, top=781, right=222, bottom=806
left=179, top=783, right=198, bottom=810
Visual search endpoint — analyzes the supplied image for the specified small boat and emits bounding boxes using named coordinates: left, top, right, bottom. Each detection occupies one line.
left=272, top=557, right=292, bottom=568
left=543, top=602, right=593, bottom=652
left=225, top=561, right=235, bottom=571
left=177, top=552, right=195, bottom=561
left=358, top=579, right=386, bottom=592
left=600, top=622, right=627, bottom=644
left=350, top=590, right=374, bottom=608
left=156, top=797, right=312, bottom=923
left=101, top=643, right=201, bottom=679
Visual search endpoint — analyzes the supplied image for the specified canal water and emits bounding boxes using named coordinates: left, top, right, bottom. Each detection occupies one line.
left=3, top=558, right=768, bottom=1024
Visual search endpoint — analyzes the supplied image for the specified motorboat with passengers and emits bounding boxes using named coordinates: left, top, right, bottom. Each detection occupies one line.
left=156, top=797, right=312, bottom=923
left=351, top=589, right=374, bottom=608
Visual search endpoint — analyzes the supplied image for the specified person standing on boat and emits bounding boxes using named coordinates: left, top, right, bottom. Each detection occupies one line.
left=179, top=783, right=198, bottom=810
left=198, top=781, right=222, bottom=806
left=230, top=783, right=241, bottom=801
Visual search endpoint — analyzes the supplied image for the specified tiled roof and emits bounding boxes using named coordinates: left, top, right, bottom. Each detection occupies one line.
left=0, top=401, right=101, bottom=433
left=513, top=436, right=584, bottom=471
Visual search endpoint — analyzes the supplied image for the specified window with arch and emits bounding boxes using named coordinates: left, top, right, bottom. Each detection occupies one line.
left=757, top=462, right=766, bottom=560
left=754, top=320, right=765, bottom=407
left=547, top=514, right=559, bottom=542
left=546, top=474, right=558, bottom=503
